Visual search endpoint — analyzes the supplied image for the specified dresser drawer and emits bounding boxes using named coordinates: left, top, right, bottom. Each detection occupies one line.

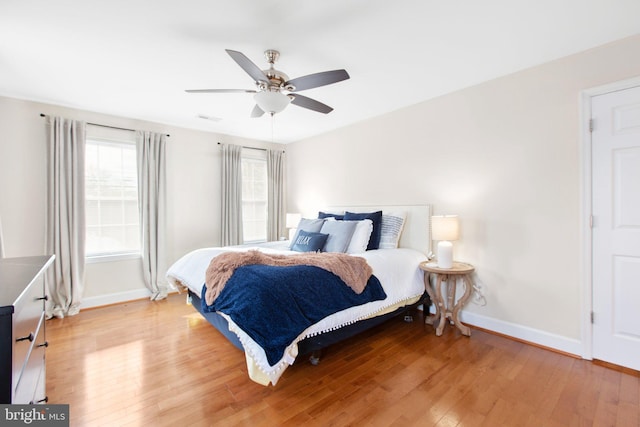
left=13, top=322, right=46, bottom=404
left=12, top=273, right=46, bottom=380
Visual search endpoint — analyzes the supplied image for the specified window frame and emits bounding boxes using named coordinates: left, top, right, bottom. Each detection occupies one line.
left=84, top=128, right=141, bottom=263
left=241, top=148, right=268, bottom=244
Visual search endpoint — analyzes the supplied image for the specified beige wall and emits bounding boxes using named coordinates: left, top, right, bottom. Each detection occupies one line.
left=0, top=96, right=281, bottom=306
left=286, top=34, right=640, bottom=352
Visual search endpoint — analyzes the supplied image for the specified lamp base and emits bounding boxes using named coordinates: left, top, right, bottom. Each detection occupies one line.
left=436, top=241, right=453, bottom=269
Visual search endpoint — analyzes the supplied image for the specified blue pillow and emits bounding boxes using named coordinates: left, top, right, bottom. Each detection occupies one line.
left=291, top=230, right=329, bottom=252
left=318, top=211, right=345, bottom=220
left=319, top=219, right=357, bottom=253
left=344, top=210, right=383, bottom=250
left=289, top=218, right=325, bottom=249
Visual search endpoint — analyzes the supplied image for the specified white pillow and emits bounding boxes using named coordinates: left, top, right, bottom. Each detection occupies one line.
left=379, top=211, right=406, bottom=249
left=346, top=219, right=373, bottom=254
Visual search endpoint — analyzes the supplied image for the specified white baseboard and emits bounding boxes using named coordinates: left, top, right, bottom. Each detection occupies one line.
left=424, top=306, right=583, bottom=357
left=460, top=311, right=583, bottom=357
left=81, top=288, right=152, bottom=310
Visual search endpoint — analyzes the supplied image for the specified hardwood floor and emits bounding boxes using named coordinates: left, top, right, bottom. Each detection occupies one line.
left=46, top=294, right=639, bottom=426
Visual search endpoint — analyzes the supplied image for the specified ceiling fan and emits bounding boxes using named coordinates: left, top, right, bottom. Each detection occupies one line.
left=186, top=49, right=350, bottom=117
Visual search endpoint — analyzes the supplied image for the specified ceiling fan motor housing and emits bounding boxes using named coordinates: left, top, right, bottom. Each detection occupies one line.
left=261, top=50, right=292, bottom=91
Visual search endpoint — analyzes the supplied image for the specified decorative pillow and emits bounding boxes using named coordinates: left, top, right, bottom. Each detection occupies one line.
left=290, top=230, right=329, bottom=252
left=318, top=211, right=345, bottom=220
left=289, top=218, right=325, bottom=249
left=344, top=210, right=383, bottom=250
left=346, top=219, right=373, bottom=254
left=379, top=211, right=407, bottom=249
left=319, top=219, right=358, bottom=253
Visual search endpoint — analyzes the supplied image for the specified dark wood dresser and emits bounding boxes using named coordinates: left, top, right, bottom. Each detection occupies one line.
left=0, top=255, right=54, bottom=404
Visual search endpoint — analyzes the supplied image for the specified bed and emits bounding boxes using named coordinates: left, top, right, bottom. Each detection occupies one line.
left=166, top=205, right=432, bottom=385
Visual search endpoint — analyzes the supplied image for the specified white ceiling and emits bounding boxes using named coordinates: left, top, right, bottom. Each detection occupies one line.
left=1, top=1, right=639, bottom=143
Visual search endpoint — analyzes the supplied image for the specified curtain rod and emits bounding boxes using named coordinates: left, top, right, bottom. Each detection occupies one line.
left=40, top=114, right=170, bottom=137
left=217, top=142, right=284, bottom=153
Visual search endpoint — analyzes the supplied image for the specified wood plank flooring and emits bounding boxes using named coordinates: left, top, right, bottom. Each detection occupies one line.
left=46, top=294, right=639, bottom=426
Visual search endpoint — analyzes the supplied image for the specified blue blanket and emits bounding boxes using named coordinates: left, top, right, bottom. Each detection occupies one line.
left=202, top=264, right=386, bottom=366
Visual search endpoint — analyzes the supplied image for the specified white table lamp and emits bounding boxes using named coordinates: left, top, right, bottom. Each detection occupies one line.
left=285, top=213, right=302, bottom=240
left=432, top=215, right=460, bottom=269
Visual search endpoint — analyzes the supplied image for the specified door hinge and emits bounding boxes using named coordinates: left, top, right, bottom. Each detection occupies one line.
left=591, top=311, right=595, bottom=324
left=589, top=215, right=594, bottom=228
left=589, top=118, right=594, bottom=132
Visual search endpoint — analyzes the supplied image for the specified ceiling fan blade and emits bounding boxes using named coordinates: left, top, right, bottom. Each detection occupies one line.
left=226, top=49, right=268, bottom=83
left=185, top=88, right=256, bottom=93
left=290, top=94, right=333, bottom=114
left=250, top=104, right=265, bottom=118
left=285, top=69, right=350, bottom=92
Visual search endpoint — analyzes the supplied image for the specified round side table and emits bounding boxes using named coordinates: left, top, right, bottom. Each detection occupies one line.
left=420, top=261, right=474, bottom=336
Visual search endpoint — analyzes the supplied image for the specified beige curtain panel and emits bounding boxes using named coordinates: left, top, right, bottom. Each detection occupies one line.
left=267, top=149, right=285, bottom=241
left=221, top=144, right=243, bottom=246
left=45, top=116, right=86, bottom=318
left=136, top=131, right=168, bottom=301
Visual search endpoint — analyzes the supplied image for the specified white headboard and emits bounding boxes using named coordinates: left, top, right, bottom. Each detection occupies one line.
left=325, top=204, right=432, bottom=255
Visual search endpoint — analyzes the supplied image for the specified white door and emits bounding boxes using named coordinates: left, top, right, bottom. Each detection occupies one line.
left=591, top=85, right=640, bottom=371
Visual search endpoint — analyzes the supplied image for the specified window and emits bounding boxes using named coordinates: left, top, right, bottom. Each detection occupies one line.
left=85, top=131, right=140, bottom=259
left=241, top=149, right=268, bottom=243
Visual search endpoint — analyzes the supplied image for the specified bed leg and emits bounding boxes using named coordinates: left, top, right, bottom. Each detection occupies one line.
left=309, top=351, right=321, bottom=366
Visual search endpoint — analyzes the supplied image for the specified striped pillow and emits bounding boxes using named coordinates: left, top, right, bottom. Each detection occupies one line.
left=378, top=212, right=406, bottom=249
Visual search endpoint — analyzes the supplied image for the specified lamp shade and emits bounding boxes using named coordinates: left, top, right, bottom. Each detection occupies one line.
left=432, top=215, right=460, bottom=241
left=432, top=215, right=459, bottom=268
left=285, top=213, right=302, bottom=229
left=254, top=91, right=291, bottom=114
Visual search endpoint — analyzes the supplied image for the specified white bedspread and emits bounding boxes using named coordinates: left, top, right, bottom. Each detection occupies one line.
left=166, top=243, right=427, bottom=385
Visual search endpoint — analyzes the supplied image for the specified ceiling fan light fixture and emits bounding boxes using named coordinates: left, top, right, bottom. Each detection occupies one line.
left=254, top=90, right=291, bottom=114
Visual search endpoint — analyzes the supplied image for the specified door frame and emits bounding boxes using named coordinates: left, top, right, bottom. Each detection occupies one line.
left=579, top=75, right=640, bottom=361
